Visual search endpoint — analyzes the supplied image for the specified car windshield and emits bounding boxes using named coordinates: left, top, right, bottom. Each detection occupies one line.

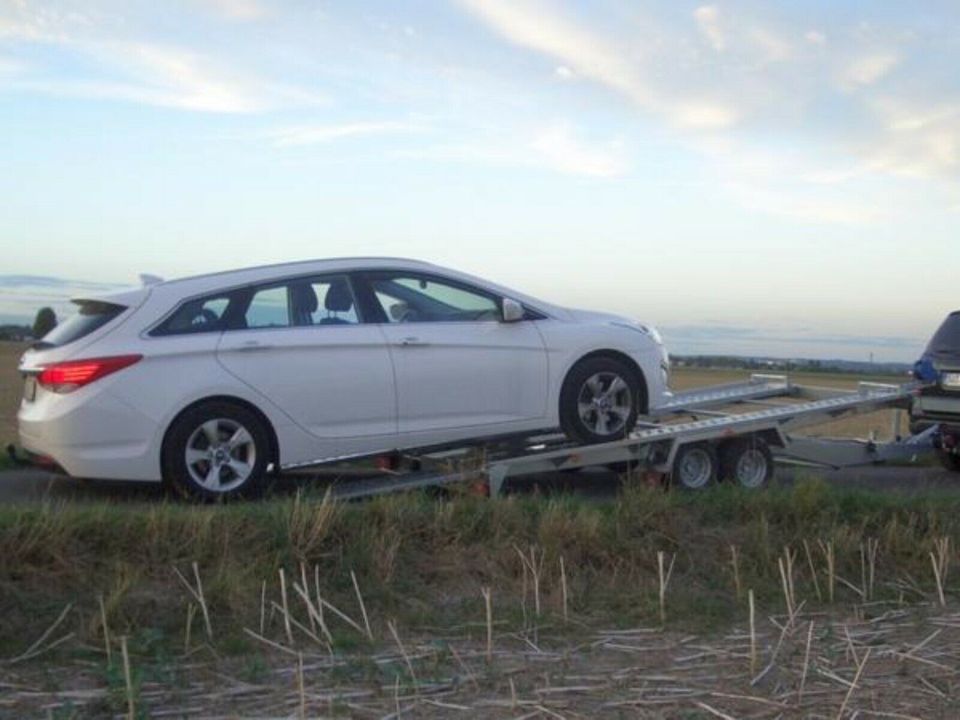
left=36, top=301, right=125, bottom=348
left=927, top=312, right=960, bottom=355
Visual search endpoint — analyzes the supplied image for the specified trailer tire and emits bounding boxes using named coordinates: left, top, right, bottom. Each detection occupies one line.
left=671, top=442, right=717, bottom=490
left=939, top=450, right=960, bottom=473
left=719, top=438, right=774, bottom=489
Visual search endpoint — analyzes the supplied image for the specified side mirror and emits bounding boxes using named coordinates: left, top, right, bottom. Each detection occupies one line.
left=501, top=298, right=525, bottom=323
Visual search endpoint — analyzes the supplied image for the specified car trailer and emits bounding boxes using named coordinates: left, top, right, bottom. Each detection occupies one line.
left=286, top=374, right=939, bottom=501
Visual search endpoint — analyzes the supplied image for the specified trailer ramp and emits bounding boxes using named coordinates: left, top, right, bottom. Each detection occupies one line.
left=311, top=376, right=932, bottom=500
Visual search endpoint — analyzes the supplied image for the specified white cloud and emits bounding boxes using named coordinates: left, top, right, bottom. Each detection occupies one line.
left=554, top=65, right=575, bottom=80
left=391, top=122, right=628, bottom=178
left=840, top=53, right=898, bottom=87
left=267, top=121, right=417, bottom=147
left=458, top=0, right=739, bottom=129
left=200, top=0, right=267, bottom=22
left=694, top=5, right=725, bottom=52
left=863, top=98, right=960, bottom=179
left=530, top=123, right=627, bottom=177
left=0, top=1, right=318, bottom=113
left=805, top=30, right=826, bottom=46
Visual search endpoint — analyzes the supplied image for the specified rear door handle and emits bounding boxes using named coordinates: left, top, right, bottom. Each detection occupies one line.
left=398, top=337, right=429, bottom=347
left=237, top=340, right=273, bottom=351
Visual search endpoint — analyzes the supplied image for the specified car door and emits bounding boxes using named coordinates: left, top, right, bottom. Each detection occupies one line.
left=216, top=274, right=397, bottom=455
left=356, top=270, right=549, bottom=438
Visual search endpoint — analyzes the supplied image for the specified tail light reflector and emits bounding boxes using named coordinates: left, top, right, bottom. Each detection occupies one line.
left=38, top=355, right=142, bottom=393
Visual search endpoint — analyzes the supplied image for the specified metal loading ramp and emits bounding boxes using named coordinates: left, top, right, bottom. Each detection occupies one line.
left=308, top=374, right=936, bottom=500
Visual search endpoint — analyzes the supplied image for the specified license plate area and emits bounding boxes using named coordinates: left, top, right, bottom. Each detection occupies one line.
left=23, top=375, right=37, bottom=402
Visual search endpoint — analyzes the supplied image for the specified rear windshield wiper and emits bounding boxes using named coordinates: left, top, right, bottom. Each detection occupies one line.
left=29, top=340, right=56, bottom=350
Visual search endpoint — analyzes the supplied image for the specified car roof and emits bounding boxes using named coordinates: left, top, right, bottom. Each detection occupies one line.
left=159, top=257, right=440, bottom=288
left=73, top=257, right=564, bottom=320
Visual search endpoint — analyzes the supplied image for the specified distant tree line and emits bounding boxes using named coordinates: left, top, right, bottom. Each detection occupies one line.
left=671, top=354, right=908, bottom=376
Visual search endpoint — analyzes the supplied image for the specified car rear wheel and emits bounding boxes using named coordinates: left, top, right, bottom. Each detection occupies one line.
left=560, top=357, right=641, bottom=445
left=163, top=401, right=271, bottom=500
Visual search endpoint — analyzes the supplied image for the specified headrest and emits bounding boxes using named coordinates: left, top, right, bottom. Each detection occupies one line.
left=325, top=278, right=353, bottom=312
left=290, top=283, right=318, bottom=315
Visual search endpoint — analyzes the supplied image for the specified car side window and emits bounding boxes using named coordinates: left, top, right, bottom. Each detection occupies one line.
left=244, top=286, right=290, bottom=329
left=151, top=295, right=233, bottom=336
left=300, top=276, right=359, bottom=325
left=369, top=273, right=501, bottom=323
left=238, top=274, right=360, bottom=330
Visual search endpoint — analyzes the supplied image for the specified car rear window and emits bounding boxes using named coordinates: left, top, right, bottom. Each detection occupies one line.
left=37, top=301, right=125, bottom=348
left=150, top=295, right=234, bottom=336
left=927, top=312, right=960, bottom=354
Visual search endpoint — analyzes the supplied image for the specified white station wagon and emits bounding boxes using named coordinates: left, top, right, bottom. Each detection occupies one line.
left=18, top=258, right=670, bottom=497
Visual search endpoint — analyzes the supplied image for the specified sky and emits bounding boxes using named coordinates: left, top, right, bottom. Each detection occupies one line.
left=1, top=0, right=958, bottom=362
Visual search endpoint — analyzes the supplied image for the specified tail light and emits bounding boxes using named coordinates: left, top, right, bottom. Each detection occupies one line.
left=38, top=355, right=142, bottom=393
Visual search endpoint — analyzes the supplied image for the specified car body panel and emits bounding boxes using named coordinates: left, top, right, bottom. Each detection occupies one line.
left=380, top=320, right=549, bottom=435
left=216, top=324, right=398, bottom=444
left=18, top=257, right=671, bottom=481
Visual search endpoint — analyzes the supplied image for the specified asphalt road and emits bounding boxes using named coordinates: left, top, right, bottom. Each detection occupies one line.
left=0, top=462, right=957, bottom=504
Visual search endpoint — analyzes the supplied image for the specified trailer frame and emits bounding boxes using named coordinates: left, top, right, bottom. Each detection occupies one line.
left=286, top=374, right=937, bottom=501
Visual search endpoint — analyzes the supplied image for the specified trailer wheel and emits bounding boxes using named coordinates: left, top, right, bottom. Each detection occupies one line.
left=939, top=450, right=960, bottom=472
left=719, top=438, right=774, bottom=489
left=671, top=443, right=717, bottom=490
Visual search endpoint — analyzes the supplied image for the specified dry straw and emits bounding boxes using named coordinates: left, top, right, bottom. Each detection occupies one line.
left=657, top=550, right=676, bottom=625
left=729, top=544, right=742, bottom=601
left=120, top=635, right=134, bottom=720
left=748, top=589, right=757, bottom=676
left=559, top=556, right=569, bottom=623
left=98, top=594, right=111, bottom=665
left=351, top=570, right=374, bottom=641
left=480, top=586, right=493, bottom=663
left=173, top=563, right=212, bottom=640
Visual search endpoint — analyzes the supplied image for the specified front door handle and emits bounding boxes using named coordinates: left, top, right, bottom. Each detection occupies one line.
left=398, top=337, right=429, bottom=347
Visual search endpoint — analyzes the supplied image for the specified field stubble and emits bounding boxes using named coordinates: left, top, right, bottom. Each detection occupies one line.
left=3, top=484, right=960, bottom=716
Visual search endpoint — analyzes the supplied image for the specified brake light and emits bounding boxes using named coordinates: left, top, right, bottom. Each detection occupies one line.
left=38, top=355, right=142, bottom=393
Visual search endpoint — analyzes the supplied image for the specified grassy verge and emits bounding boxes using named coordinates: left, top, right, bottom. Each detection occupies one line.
left=3, top=479, right=960, bottom=663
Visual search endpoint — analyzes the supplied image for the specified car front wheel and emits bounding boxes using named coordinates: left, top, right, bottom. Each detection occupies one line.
left=163, top=401, right=271, bottom=500
left=560, top=357, right=642, bottom=445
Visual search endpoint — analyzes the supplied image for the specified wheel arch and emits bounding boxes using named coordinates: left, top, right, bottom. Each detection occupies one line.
left=563, top=349, right=649, bottom=413
left=160, top=395, right=281, bottom=479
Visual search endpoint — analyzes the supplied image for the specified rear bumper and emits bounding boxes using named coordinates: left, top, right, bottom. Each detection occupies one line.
left=18, top=385, right=163, bottom=482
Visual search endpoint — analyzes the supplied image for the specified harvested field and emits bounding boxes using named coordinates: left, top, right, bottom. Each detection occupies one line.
left=4, top=603, right=958, bottom=718
left=3, top=484, right=960, bottom=717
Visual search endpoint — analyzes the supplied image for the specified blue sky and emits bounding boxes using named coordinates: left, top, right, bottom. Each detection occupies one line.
left=1, top=0, right=958, bottom=361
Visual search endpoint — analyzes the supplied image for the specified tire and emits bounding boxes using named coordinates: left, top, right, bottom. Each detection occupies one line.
left=719, top=438, right=774, bottom=488
left=671, top=442, right=717, bottom=490
left=559, top=356, right=642, bottom=445
left=163, top=401, right=272, bottom=500
left=939, top=450, right=960, bottom=473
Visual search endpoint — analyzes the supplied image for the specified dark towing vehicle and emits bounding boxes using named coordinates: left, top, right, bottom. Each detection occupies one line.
left=912, top=310, right=960, bottom=471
